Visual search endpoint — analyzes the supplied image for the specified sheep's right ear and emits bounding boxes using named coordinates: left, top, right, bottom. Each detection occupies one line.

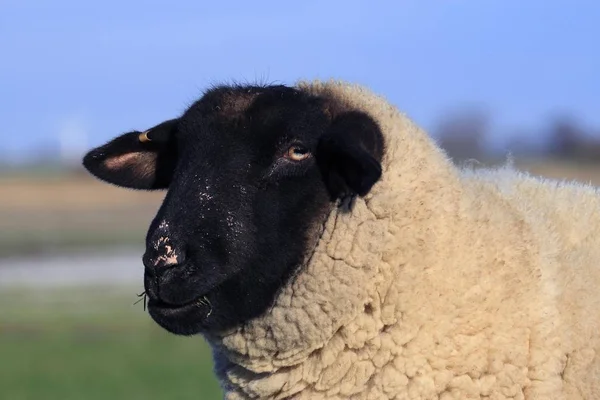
left=317, top=111, right=384, bottom=200
left=82, top=118, right=179, bottom=190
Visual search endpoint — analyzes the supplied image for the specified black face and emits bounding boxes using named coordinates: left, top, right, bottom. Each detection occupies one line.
left=82, top=84, right=384, bottom=335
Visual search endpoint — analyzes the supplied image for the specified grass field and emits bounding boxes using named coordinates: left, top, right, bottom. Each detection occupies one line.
left=0, top=287, right=223, bottom=400
left=0, top=173, right=164, bottom=257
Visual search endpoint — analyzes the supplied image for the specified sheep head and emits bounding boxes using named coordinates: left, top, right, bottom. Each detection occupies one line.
left=82, top=83, right=385, bottom=335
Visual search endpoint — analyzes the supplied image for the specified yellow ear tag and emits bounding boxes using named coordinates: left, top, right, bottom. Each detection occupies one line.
left=139, top=131, right=151, bottom=143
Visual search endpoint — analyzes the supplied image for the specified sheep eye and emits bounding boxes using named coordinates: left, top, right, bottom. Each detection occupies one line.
left=285, top=145, right=310, bottom=161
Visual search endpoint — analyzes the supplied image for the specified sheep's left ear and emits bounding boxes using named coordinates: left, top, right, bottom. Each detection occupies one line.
left=82, top=118, right=179, bottom=190
left=317, top=111, right=384, bottom=199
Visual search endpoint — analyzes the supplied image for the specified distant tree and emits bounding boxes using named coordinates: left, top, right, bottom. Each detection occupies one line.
left=547, top=117, right=584, bottom=159
left=546, top=117, right=600, bottom=163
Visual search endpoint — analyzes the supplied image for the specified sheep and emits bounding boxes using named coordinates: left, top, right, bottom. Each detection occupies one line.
left=82, top=79, right=600, bottom=399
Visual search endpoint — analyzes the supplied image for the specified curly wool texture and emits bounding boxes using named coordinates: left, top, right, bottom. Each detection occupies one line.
left=206, top=80, right=600, bottom=399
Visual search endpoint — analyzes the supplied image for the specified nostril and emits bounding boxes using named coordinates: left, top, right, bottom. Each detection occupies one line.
left=143, top=244, right=185, bottom=271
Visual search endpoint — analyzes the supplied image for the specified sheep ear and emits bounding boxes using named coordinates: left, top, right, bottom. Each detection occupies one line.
left=317, top=111, right=384, bottom=199
left=82, top=118, right=179, bottom=190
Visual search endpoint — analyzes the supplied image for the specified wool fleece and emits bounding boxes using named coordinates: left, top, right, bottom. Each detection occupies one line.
left=205, top=80, right=600, bottom=399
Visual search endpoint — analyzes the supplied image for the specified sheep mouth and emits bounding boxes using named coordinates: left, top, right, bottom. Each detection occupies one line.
left=147, top=295, right=213, bottom=335
left=148, top=295, right=212, bottom=314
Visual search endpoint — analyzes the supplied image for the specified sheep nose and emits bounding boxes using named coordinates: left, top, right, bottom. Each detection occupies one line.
left=143, top=239, right=185, bottom=272
left=143, top=219, right=185, bottom=268
left=142, top=237, right=186, bottom=301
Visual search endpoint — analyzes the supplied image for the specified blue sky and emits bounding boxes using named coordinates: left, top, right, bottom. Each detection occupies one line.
left=1, top=0, right=599, bottom=163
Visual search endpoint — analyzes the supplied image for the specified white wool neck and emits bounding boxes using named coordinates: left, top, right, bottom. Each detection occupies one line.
left=204, top=80, right=461, bottom=397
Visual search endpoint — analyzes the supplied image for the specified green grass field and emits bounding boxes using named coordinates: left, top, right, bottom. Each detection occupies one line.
left=0, top=287, right=223, bottom=400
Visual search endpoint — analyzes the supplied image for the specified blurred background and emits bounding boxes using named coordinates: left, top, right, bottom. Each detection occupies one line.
left=1, top=1, right=599, bottom=399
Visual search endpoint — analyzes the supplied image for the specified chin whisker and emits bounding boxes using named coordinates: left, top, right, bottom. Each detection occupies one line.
left=134, top=291, right=147, bottom=311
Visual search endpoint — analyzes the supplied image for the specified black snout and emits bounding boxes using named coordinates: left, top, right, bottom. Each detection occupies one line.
left=142, top=244, right=195, bottom=305
left=142, top=244, right=186, bottom=272
left=143, top=262, right=204, bottom=306
left=144, top=219, right=186, bottom=267
left=142, top=221, right=192, bottom=305
left=143, top=237, right=211, bottom=306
